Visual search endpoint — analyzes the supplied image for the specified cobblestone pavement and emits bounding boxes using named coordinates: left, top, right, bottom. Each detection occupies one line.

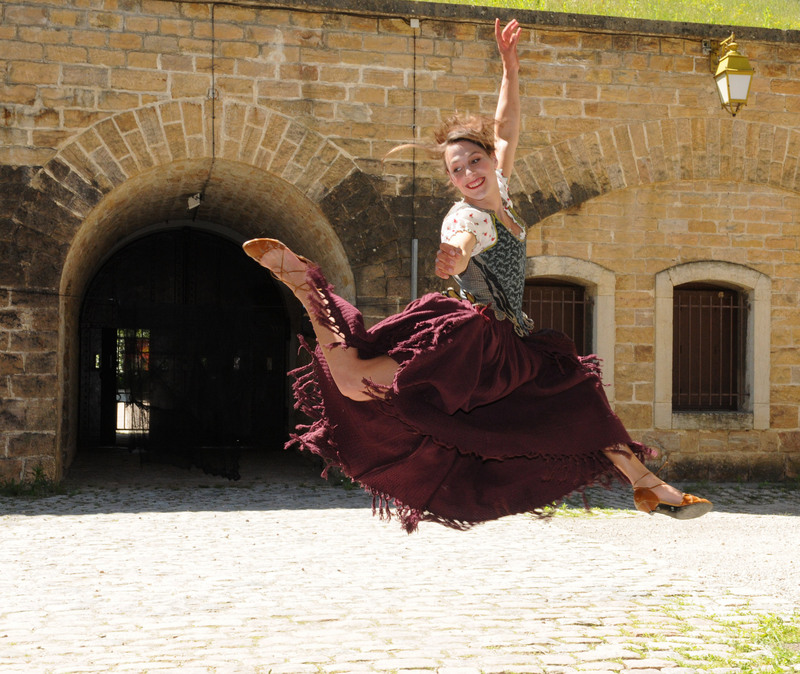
left=2, top=450, right=800, bottom=673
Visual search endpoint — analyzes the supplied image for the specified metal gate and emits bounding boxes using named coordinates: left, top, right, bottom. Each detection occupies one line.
left=522, top=281, right=590, bottom=356
left=78, top=228, right=290, bottom=477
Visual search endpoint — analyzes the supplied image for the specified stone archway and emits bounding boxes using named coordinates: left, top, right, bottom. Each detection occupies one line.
left=513, top=117, right=800, bottom=223
left=54, top=155, right=358, bottom=477
left=11, top=97, right=379, bottom=302
left=7, top=99, right=375, bottom=480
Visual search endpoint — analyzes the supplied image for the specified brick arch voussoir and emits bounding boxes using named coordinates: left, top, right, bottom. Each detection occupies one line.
left=10, top=147, right=113, bottom=291
left=515, top=118, right=800, bottom=225
left=6, top=101, right=207, bottom=285
left=17, top=98, right=363, bottom=247
left=15, top=98, right=214, bottom=232
left=215, top=100, right=358, bottom=204
left=213, top=101, right=405, bottom=270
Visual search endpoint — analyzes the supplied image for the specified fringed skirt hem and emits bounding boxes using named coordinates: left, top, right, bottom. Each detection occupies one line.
left=287, top=266, right=653, bottom=533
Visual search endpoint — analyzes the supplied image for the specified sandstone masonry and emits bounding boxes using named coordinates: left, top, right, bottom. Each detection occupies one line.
left=2, top=0, right=800, bottom=481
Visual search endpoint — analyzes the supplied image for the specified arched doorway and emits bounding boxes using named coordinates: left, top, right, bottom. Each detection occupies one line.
left=54, top=156, right=356, bottom=481
left=77, top=227, right=289, bottom=478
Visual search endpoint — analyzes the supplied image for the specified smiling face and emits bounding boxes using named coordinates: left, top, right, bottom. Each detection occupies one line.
left=444, top=140, right=498, bottom=206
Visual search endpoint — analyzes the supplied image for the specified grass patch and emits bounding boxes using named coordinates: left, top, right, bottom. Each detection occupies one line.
left=325, top=467, right=360, bottom=491
left=649, top=606, right=800, bottom=671
left=735, top=613, right=800, bottom=669
left=408, top=0, right=800, bottom=31
left=541, top=501, right=628, bottom=517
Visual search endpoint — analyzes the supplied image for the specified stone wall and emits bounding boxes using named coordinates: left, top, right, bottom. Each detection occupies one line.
left=2, top=0, right=800, bottom=481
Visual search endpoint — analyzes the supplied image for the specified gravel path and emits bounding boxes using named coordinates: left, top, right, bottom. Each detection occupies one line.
left=559, top=481, right=800, bottom=611
left=1, top=451, right=798, bottom=673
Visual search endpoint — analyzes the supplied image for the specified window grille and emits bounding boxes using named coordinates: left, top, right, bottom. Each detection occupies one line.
left=523, top=281, right=590, bottom=355
left=672, top=284, right=745, bottom=411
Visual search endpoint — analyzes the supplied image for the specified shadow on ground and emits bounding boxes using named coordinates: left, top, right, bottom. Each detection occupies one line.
left=2, top=446, right=799, bottom=518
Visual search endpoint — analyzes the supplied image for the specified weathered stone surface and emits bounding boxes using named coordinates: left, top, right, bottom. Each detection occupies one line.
left=0, top=353, right=24, bottom=376
left=0, top=398, right=26, bottom=431
left=0, top=457, right=24, bottom=482
left=8, top=432, right=55, bottom=458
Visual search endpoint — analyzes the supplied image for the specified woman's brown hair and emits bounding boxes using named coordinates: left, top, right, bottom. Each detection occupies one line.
left=385, top=114, right=496, bottom=172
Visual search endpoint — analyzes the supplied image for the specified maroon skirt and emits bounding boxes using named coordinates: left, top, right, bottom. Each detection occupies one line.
left=289, top=267, right=651, bottom=532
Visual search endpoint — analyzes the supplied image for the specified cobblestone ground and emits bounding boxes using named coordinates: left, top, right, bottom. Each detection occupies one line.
left=2, top=450, right=799, bottom=673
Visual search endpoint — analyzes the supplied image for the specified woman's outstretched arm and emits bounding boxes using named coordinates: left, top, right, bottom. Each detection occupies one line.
left=493, top=18, right=522, bottom=179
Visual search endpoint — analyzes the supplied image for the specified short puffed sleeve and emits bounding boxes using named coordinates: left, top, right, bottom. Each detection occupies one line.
left=440, top=203, right=497, bottom=256
left=497, top=169, right=512, bottom=207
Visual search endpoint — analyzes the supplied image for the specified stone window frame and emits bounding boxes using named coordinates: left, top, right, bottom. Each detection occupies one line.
left=654, top=261, right=771, bottom=431
left=526, top=256, right=617, bottom=402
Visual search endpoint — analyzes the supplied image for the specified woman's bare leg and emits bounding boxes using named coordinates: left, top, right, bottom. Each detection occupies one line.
left=602, top=446, right=684, bottom=504
left=250, top=241, right=399, bottom=402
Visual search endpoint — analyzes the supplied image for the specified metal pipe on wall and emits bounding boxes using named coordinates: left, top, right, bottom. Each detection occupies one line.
left=410, top=238, right=419, bottom=301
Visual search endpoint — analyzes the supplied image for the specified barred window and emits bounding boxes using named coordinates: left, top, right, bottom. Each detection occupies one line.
left=672, top=283, right=745, bottom=411
left=523, top=280, right=590, bottom=355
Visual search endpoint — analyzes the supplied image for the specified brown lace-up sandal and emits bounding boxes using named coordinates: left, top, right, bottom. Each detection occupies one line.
left=242, top=238, right=313, bottom=294
left=632, top=475, right=713, bottom=520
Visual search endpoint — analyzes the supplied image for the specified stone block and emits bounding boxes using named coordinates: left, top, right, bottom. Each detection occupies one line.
left=8, top=432, right=55, bottom=458
left=0, top=83, right=37, bottom=106
left=0, top=398, right=26, bottom=430
left=0, top=250, right=25, bottom=288
left=108, top=32, right=143, bottom=50
left=703, top=453, right=745, bottom=481
left=23, top=397, right=57, bottom=429
left=669, top=455, right=711, bottom=481
left=615, top=403, right=652, bottom=430
left=170, top=73, right=211, bottom=98
left=32, top=130, right=72, bottom=149
left=0, top=310, right=22, bottom=330
left=8, top=61, right=59, bottom=85
left=778, top=430, right=800, bottom=453
left=44, top=44, right=87, bottom=64
left=219, top=41, right=259, bottom=59
left=748, top=454, right=785, bottom=482
left=23, top=456, right=57, bottom=481
left=96, top=119, right=129, bottom=162
left=88, top=11, right=122, bottom=31
left=0, top=40, right=44, bottom=61
left=0, top=458, right=24, bottom=483
left=9, top=329, right=58, bottom=353
left=11, top=375, right=57, bottom=400
left=0, top=353, right=24, bottom=376
left=786, top=453, right=800, bottom=479
left=110, top=69, right=168, bottom=93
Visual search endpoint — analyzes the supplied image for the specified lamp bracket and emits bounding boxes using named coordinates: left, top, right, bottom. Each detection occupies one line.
left=705, top=34, right=736, bottom=73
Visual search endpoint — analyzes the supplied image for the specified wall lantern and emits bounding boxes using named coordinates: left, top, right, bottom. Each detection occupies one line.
left=704, top=34, right=754, bottom=117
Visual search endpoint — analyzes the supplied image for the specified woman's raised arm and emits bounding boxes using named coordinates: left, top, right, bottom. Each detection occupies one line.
left=493, top=18, right=522, bottom=179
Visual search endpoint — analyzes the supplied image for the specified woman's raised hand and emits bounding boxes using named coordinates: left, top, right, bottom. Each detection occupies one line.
left=495, top=18, right=521, bottom=73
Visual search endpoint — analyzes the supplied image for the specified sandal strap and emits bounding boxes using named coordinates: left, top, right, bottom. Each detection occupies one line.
left=631, top=459, right=671, bottom=489
left=632, top=473, right=667, bottom=489
left=243, top=238, right=312, bottom=294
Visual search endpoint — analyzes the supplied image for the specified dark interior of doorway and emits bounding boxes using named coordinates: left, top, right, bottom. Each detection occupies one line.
left=78, top=228, right=290, bottom=480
